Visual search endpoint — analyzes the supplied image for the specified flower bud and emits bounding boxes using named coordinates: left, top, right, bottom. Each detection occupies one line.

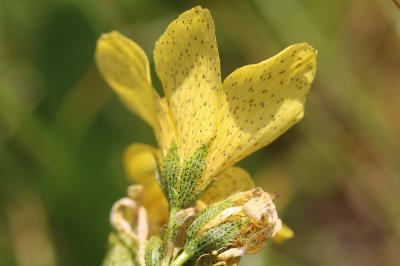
left=181, top=188, right=281, bottom=260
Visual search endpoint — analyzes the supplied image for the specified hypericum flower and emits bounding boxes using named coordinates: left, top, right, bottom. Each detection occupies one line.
left=96, top=5, right=316, bottom=215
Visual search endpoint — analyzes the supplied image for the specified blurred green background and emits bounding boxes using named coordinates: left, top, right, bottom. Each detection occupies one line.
left=1, top=0, right=399, bottom=265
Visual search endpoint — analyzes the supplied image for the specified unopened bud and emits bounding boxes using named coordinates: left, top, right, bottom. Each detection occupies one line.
left=182, top=188, right=281, bottom=260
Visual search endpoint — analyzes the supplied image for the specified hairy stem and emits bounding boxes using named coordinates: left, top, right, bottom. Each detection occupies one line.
left=162, top=208, right=180, bottom=265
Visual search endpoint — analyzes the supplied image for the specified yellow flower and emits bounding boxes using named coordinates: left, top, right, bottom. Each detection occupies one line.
left=95, top=5, right=317, bottom=230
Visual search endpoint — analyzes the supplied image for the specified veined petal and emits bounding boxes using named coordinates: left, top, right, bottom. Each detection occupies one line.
left=205, top=43, right=317, bottom=178
left=200, top=167, right=255, bottom=205
left=96, top=31, right=157, bottom=128
left=153, top=96, right=178, bottom=159
left=123, top=144, right=168, bottom=234
left=154, top=6, right=222, bottom=159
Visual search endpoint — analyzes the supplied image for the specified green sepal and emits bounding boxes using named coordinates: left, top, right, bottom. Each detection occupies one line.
left=186, top=199, right=233, bottom=242
left=162, top=143, right=180, bottom=207
left=161, top=142, right=210, bottom=209
left=184, top=219, right=247, bottom=257
left=178, top=143, right=209, bottom=208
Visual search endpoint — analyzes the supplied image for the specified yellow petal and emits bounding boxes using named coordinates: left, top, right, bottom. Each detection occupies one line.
left=153, top=96, right=178, bottom=158
left=272, top=223, right=294, bottom=244
left=96, top=31, right=157, bottom=128
left=154, top=6, right=222, bottom=158
left=123, top=144, right=168, bottom=234
left=200, top=167, right=255, bottom=204
left=205, top=43, right=317, bottom=178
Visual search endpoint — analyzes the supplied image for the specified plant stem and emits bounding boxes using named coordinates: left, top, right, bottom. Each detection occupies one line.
left=164, top=207, right=179, bottom=242
left=162, top=208, right=180, bottom=264
left=170, top=251, right=192, bottom=266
